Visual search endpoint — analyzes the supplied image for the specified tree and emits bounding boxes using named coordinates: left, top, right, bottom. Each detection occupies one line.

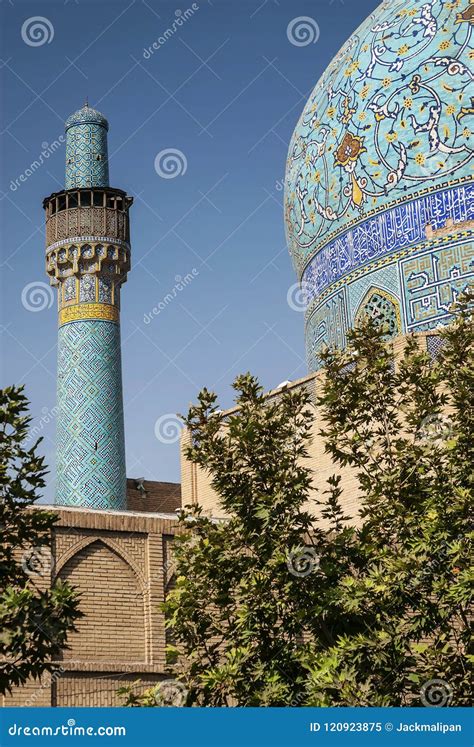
left=123, top=296, right=472, bottom=707
left=0, top=386, right=82, bottom=695
left=123, top=375, right=330, bottom=706
left=304, top=294, right=473, bottom=706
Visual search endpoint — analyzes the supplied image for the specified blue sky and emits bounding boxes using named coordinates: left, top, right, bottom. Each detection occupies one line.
left=1, top=0, right=379, bottom=500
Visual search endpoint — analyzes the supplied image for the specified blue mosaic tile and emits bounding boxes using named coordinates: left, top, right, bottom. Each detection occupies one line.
left=284, top=0, right=473, bottom=372
left=56, top=320, right=126, bottom=510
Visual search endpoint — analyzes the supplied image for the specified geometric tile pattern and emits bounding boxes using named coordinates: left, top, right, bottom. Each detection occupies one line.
left=426, top=334, right=446, bottom=361
left=305, top=287, right=348, bottom=372
left=284, top=0, right=474, bottom=372
left=56, top=320, right=126, bottom=510
left=356, top=289, right=400, bottom=338
left=400, top=241, right=474, bottom=330
left=346, top=263, right=400, bottom=322
left=65, top=105, right=109, bottom=189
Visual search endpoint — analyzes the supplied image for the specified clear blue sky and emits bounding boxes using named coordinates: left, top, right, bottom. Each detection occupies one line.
left=1, top=0, right=379, bottom=501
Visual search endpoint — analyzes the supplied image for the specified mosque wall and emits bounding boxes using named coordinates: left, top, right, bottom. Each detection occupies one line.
left=2, top=507, right=179, bottom=708
left=181, top=330, right=445, bottom=524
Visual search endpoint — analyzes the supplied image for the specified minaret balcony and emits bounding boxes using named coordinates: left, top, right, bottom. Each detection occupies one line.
left=43, top=188, right=133, bottom=247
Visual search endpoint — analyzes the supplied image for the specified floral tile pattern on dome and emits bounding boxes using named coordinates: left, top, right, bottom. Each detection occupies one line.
left=284, top=1, right=474, bottom=366
left=285, top=0, right=473, bottom=271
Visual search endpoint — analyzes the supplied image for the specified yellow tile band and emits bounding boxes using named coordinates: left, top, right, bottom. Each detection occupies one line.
left=59, top=303, right=119, bottom=326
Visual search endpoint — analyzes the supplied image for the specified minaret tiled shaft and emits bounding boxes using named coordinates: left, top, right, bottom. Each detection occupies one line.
left=44, top=105, right=132, bottom=510
left=65, top=105, right=109, bottom=189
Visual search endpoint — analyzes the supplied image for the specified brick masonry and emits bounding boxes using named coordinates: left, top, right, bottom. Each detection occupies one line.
left=2, top=483, right=180, bottom=707
left=180, top=331, right=441, bottom=526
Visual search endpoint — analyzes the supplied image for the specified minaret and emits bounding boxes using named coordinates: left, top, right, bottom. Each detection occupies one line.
left=44, top=104, right=132, bottom=510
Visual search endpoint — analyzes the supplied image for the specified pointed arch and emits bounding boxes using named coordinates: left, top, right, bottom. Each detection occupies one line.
left=57, top=539, right=146, bottom=663
left=54, top=536, right=146, bottom=590
left=355, top=286, right=401, bottom=337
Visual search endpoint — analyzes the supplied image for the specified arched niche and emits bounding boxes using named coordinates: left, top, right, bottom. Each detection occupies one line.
left=355, top=287, right=401, bottom=338
left=57, top=539, right=145, bottom=664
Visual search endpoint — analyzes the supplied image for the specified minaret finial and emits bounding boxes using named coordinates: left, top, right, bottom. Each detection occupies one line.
left=85, top=96, right=89, bottom=107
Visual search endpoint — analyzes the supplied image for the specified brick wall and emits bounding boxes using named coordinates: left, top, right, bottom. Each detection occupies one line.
left=54, top=673, right=164, bottom=708
left=2, top=507, right=179, bottom=708
left=181, top=331, right=439, bottom=525
left=58, top=540, right=146, bottom=663
left=126, top=479, right=181, bottom=514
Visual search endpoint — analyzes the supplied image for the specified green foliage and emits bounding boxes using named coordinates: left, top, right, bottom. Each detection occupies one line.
left=124, top=295, right=473, bottom=707
left=305, top=294, right=473, bottom=706
left=0, top=386, right=82, bottom=695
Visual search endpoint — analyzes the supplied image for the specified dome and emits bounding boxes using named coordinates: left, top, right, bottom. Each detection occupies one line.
left=65, top=104, right=109, bottom=131
left=284, top=0, right=473, bottom=371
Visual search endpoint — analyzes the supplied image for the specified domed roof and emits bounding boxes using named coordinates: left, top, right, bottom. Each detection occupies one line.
left=284, top=0, right=473, bottom=279
left=65, top=104, right=109, bottom=131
